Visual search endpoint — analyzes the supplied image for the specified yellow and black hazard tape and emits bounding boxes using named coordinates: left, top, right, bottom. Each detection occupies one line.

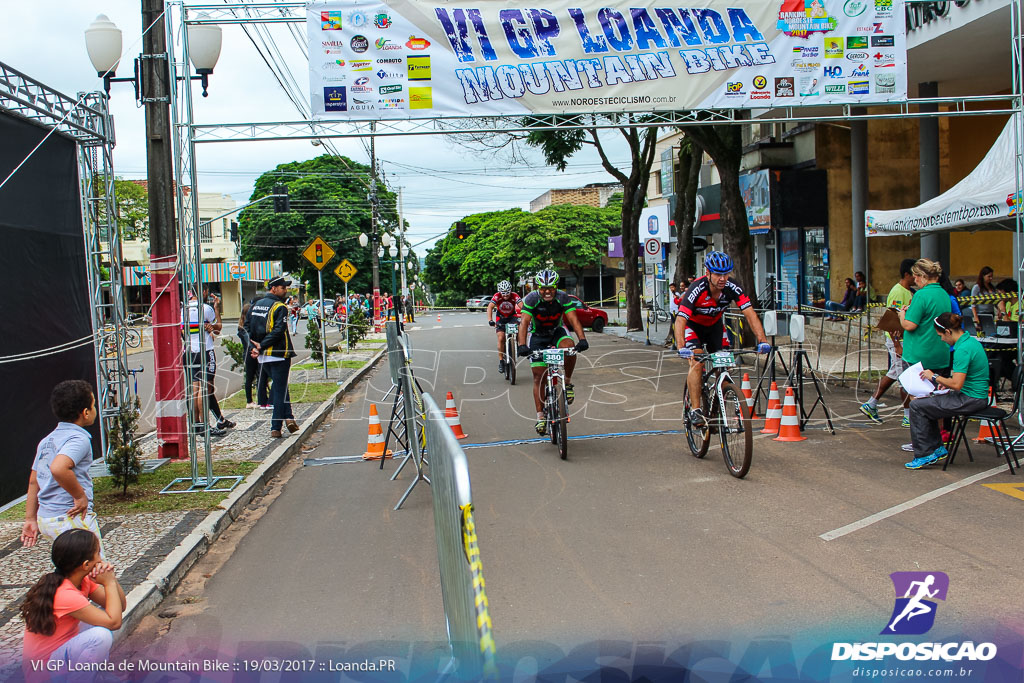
left=958, top=292, right=1017, bottom=305
left=460, top=503, right=498, bottom=679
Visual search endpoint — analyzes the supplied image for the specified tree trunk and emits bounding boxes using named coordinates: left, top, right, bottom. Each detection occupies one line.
left=672, top=137, right=702, bottom=285
left=622, top=183, right=643, bottom=330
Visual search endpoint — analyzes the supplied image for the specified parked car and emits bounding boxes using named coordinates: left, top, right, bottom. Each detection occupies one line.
left=299, top=299, right=334, bottom=318
left=465, top=295, right=491, bottom=311
left=568, top=295, right=608, bottom=332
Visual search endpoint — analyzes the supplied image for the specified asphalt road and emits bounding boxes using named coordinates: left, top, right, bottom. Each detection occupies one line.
left=117, top=310, right=1024, bottom=675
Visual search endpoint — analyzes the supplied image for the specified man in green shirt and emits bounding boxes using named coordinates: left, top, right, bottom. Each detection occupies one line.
left=860, top=259, right=916, bottom=426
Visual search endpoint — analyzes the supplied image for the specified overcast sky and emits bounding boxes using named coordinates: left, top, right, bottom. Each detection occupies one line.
left=1, top=2, right=632, bottom=253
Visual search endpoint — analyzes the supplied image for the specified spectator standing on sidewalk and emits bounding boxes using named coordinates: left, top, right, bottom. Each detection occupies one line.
left=970, top=265, right=998, bottom=332
left=21, top=529, right=125, bottom=682
left=247, top=276, right=299, bottom=439
left=184, top=289, right=234, bottom=436
left=666, top=282, right=681, bottom=349
left=21, top=381, right=104, bottom=554
left=861, top=259, right=915, bottom=426
left=237, top=302, right=269, bottom=409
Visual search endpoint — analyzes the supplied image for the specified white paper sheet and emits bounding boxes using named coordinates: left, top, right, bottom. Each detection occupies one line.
left=899, top=362, right=944, bottom=398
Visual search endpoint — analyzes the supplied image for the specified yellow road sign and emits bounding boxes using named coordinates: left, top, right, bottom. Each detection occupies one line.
left=334, top=258, right=358, bottom=283
left=302, top=236, right=335, bottom=271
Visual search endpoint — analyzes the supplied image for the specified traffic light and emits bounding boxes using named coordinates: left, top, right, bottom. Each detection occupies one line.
left=314, top=242, right=324, bottom=264
left=455, top=221, right=469, bottom=240
left=229, top=221, right=239, bottom=242
left=272, top=184, right=290, bottom=213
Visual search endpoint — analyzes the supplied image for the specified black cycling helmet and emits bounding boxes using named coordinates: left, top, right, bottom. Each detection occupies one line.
left=535, top=269, right=559, bottom=287
left=704, top=251, right=734, bottom=274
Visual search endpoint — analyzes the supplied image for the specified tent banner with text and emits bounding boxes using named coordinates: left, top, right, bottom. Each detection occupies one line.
left=307, top=0, right=907, bottom=119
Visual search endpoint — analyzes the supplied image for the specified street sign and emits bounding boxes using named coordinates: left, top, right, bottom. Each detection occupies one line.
left=229, top=262, right=246, bottom=279
left=644, top=238, right=661, bottom=264
left=302, top=236, right=335, bottom=271
left=334, top=259, right=357, bottom=283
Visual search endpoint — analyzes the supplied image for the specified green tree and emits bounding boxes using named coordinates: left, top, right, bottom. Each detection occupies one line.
left=114, top=179, right=149, bottom=240
left=106, top=398, right=142, bottom=495
left=671, top=134, right=702, bottom=284
left=238, top=156, right=414, bottom=296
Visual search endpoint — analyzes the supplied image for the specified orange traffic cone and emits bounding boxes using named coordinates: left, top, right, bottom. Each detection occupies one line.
left=761, top=381, right=782, bottom=434
left=362, top=404, right=393, bottom=460
left=445, top=391, right=469, bottom=439
left=740, top=373, right=758, bottom=420
left=437, top=313, right=442, bottom=322
left=773, top=387, right=807, bottom=442
left=974, top=388, right=998, bottom=442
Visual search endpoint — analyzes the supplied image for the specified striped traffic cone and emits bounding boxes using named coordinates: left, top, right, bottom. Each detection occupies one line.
left=437, top=313, right=442, bottom=322
left=773, top=387, right=807, bottom=442
left=362, top=404, right=393, bottom=460
left=445, top=391, right=469, bottom=439
left=740, top=373, right=758, bottom=420
left=760, top=381, right=782, bottom=434
left=974, top=387, right=998, bottom=442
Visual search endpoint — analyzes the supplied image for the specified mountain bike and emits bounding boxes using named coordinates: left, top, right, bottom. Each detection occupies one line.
left=682, top=348, right=756, bottom=478
left=531, top=347, right=577, bottom=460
left=503, top=321, right=519, bottom=385
left=647, top=304, right=671, bottom=324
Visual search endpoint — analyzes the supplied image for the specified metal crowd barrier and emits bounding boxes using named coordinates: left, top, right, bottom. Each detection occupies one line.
left=422, top=392, right=498, bottom=680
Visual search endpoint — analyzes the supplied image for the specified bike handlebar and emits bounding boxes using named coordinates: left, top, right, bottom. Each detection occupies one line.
left=529, top=348, right=578, bottom=361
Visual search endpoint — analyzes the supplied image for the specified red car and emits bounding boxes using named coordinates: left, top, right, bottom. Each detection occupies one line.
left=568, top=296, right=608, bottom=332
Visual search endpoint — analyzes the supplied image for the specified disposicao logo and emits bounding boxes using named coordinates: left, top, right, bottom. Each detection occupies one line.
left=832, top=572, right=997, bottom=663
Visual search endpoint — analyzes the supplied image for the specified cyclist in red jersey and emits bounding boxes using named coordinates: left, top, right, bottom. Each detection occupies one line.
left=675, top=251, right=771, bottom=426
left=486, top=280, right=522, bottom=375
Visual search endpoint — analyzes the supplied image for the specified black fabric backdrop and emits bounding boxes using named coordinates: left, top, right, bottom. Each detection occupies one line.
left=0, top=111, right=98, bottom=507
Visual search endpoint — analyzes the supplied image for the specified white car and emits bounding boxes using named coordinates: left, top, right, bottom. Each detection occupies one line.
left=299, top=299, right=335, bottom=318
left=465, top=295, right=490, bottom=311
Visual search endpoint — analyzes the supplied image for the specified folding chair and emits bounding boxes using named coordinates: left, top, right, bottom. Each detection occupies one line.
left=944, top=365, right=1023, bottom=475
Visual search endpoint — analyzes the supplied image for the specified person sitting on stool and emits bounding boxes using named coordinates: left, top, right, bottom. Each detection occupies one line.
left=904, top=312, right=991, bottom=470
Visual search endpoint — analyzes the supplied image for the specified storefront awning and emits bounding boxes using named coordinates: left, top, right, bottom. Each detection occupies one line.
left=123, top=260, right=283, bottom=286
left=866, top=114, right=1017, bottom=236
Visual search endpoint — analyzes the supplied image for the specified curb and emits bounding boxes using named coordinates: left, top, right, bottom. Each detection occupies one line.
left=115, top=346, right=388, bottom=641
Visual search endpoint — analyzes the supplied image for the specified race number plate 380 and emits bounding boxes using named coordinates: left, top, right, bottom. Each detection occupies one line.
left=710, top=351, right=736, bottom=368
left=543, top=349, right=565, bottom=365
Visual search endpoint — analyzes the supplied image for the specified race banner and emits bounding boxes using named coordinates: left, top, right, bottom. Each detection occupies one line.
left=307, top=0, right=906, bottom=119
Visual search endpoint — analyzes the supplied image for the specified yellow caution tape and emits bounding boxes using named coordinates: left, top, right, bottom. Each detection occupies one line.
left=460, top=503, right=498, bottom=677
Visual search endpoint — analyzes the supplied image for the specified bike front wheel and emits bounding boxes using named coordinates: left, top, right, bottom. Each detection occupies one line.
left=124, top=328, right=142, bottom=348
left=718, top=381, right=753, bottom=478
left=683, top=382, right=710, bottom=458
left=506, top=341, right=517, bottom=385
left=553, top=382, right=568, bottom=460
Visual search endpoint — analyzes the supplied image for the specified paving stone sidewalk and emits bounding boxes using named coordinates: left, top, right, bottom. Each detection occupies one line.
left=0, top=340, right=383, bottom=671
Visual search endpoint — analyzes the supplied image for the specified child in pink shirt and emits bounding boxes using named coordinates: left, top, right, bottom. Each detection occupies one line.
left=22, top=529, right=125, bottom=681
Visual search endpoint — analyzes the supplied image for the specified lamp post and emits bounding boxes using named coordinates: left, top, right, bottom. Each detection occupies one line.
left=359, top=230, right=391, bottom=329
left=85, top=7, right=221, bottom=460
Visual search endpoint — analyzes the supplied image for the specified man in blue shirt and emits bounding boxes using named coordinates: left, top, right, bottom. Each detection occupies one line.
left=20, top=380, right=104, bottom=555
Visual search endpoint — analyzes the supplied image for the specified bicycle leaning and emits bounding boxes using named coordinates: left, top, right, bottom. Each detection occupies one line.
left=682, top=347, right=759, bottom=478
left=529, top=347, right=577, bottom=460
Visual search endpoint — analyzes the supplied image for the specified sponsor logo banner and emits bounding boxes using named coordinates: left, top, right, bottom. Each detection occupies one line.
left=307, top=0, right=908, bottom=119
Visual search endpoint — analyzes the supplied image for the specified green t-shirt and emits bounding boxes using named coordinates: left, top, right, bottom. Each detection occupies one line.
left=902, top=282, right=952, bottom=369
left=886, top=282, right=912, bottom=341
left=951, top=333, right=990, bottom=400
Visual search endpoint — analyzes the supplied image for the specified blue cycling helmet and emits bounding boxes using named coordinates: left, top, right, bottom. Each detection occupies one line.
left=704, top=251, right=734, bottom=274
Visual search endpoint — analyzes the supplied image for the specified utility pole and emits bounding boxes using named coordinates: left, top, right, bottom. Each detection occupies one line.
left=370, top=122, right=381, bottom=331
left=398, top=186, right=408, bottom=302
left=143, top=0, right=186, bottom=459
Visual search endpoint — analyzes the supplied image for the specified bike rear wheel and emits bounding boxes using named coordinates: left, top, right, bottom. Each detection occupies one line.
left=124, top=328, right=142, bottom=348
left=683, top=382, right=710, bottom=458
left=718, top=381, right=753, bottom=478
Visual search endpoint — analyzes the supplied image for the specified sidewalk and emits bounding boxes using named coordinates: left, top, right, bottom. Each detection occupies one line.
left=0, top=340, right=386, bottom=672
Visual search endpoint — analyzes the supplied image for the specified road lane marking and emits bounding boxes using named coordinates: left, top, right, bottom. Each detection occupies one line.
left=982, top=482, right=1024, bottom=501
left=820, top=465, right=1009, bottom=541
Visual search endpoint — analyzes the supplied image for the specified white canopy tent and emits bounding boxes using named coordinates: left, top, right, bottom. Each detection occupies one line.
left=865, top=114, right=1019, bottom=236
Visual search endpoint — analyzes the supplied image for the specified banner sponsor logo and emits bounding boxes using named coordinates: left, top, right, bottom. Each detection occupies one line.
left=825, top=83, right=846, bottom=93
left=321, top=11, right=343, bottom=30
left=375, top=37, right=403, bottom=51
left=410, top=86, right=433, bottom=109
left=407, top=55, right=432, bottom=81
left=350, top=35, right=369, bottom=52
left=791, top=60, right=820, bottom=72
left=725, top=81, right=746, bottom=96
left=373, top=13, right=392, bottom=29
left=798, top=75, right=819, bottom=94
left=323, top=47, right=344, bottom=55
left=322, top=59, right=346, bottom=69
left=377, top=68, right=403, bottom=79
left=348, top=11, right=368, bottom=28
left=851, top=63, right=869, bottom=76
left=378, top=96, right=406, bottom=108
left=792, top=45, right=820, bottom=57
left=778, top=0, right=838, bottom=34
left=823, top=65, right=843, bottom=78
left=379, top=84, right=403, bottom=94
left=376, top=58, right=402, bottom=64
left=324, top=75, right=349, bottom=83
left=847, top=35, right=868, bottom=48
left=846, top=51, right=868, bottom=60
left=774, top=76, right=795, bottom=97
left=844, top=0, right=868, bottom=16
left=848, top=79, right=869, bottom=94
left=875, top=72, right=895, bottom=92
left=873, top=51, right=895, bottom=67
left=871, top=34, right=895, bottom=46
left=752, top=74, right=768, bottom=89
left=324, top=86, right=347, bottom=111
left=351, top=60, right=372, bottom=71
left=406, top=35, right=431, bottom=50
left=825, top=37, right=844, bottom=58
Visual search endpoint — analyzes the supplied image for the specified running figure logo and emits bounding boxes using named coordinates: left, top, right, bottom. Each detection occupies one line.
left=882, top=572, right=949, bottom=635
